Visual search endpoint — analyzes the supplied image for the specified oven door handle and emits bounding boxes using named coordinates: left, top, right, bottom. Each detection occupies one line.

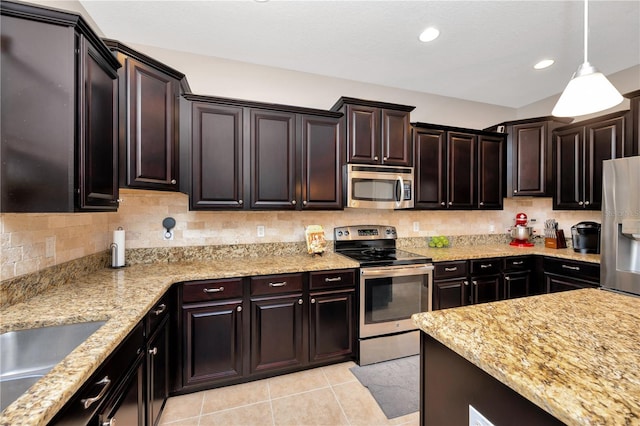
left=361, top=264, right=434, bottom=278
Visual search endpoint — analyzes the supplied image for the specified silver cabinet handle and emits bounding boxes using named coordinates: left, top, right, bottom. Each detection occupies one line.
left=298, top=299, right=303, bottom=305
left=153, top=303, right=166, bottom=316
left=444, top=267, right=458, bottom=272
left=324, top=277, right=342, bottom=282
left=311, top=298, right=316, bottom=304
left=464, top=281, right=469, bottom=286
left=303, top=201, right=307, bottom=206
left=578, top=201, right=584, bottom=205
left=448, top=201, right=453, bottom=205
left=81, top=376, right=111, bottom=409
left=480, top=264, right=492, bottom=269
left=505, top=276, right=511, bottom=281
left=237, top=306, right=242, bottom=312
left=472, top=281, right=478, bottom=285
left=374, top=156, right=379, bottom=161
left=149, top=347, right=158, bottom=356
left=562, top=265, right=580, bottom=271
left=479, top=202, right=484, bottom=206
left=514, top=190, right=518, bottom=193
left=203, top=287, right=224, bottom=293
left=102, top=418, right=116, bottom=426
left=585, top=201, right=590, bottom=205
left=441, top=202, right=446, bottom=206
left=269, top=282, right=287, bottom=287
left=291, top=200, right=297, bottom=205
left=512, top=261, right=524, bottom=265
left=170, top=179, right=177, bottom=184
left=383, top=156, right=387, bottom=161
left=239, top=200, right=243, bottom=205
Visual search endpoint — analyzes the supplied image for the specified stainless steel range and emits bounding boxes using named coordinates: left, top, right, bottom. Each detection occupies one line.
left=334, top=225, right=433, bottom=365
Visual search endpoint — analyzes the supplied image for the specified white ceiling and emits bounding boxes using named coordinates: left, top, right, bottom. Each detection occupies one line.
left=79, top=0, right=640, bottom=108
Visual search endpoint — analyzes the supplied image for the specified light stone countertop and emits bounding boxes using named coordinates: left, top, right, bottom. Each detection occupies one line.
left=412, top=289, right=640, bottom=426
left=0, top=253, right=358, bottom=426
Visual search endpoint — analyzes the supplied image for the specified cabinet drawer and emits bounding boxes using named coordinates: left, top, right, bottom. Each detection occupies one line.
left=470, top=258, right=501, bottom=276
left=251, top=273, right=303, bottom=296
left=309, top=269, right=356, bottom=290
left=182, top=278, right=244, bottom=303
left=543, top=257, right=600, bottom=284
left=146, top=292, right=170, bottom=336
left=503, top=256, right=533, bottom=271
left=434, top=261, right=468, bottom=279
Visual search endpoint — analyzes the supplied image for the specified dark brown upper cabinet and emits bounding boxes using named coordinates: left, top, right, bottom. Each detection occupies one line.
left=485, top=117, right=572, bottom=197
left=553, top=110, right=630, bottom=210
left=331, top=97, right=414, bottom=166
left=1, top=1, right=121, bottom=212
left=413, top=123, right=505, bottom=210
left=624, top=90, right=640, bottom=156
left=104, top=40, right=190, bottom=192
left=181, top=95, right=342, bottom=210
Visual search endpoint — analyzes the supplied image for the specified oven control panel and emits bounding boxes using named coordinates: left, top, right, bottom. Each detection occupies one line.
left=334, top=225, right=397, bottom=241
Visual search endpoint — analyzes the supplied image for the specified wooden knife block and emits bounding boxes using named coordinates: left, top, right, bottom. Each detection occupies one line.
left=545, top=230, right=567, bottom=249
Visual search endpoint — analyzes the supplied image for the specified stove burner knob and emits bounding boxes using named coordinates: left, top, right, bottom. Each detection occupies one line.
left=337, top=231, right=343, bottom=236
left=344, top=231, right=350, bottom=236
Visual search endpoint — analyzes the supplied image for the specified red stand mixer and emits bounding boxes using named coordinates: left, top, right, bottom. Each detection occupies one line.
left=510, top=212, right=535, bottom=247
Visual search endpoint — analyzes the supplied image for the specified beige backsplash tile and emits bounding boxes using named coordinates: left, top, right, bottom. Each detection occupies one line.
left=0, top=189, right=600, bottom=281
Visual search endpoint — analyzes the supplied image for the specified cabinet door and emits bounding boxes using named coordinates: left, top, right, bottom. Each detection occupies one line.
left=545, top=274, right=599, bottom=293
left=433, top=279, right=467, bottom=310
left=585, top=114, right=626, bottom=210
left=345, top=104, right=379, bottom=164
left=511, top=122, right=548, bottom=196
left=414, top=128, right=446, bottom=209
left=250, top=294, right=305, bottom=373
left=182, top=300, right=244, bottom=386
left=553, top=127, right=584, bottom=209
left=470, top=275, right=500, bottom=304
left=300, top=115, right=342, bottom=209
left=191, top=103, right=244, bottom=209
left=381, top=109, right=411, bottom=165
left=503, top=271, right=530, bottom=299
left=309, top=289, right=354, bottom=363
left=477, top=134, right=504, bottom=209
left=79, top=36, right=119, bottom=211
left=147, top=317, right=169, bottom=426
left=123, top=57, right=179, bottom=190
left=250, top=109, right=297, bottom=209
left=447, top=132, right=476, bottom=209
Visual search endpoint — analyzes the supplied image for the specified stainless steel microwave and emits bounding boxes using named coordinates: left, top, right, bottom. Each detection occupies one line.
left=345, top=164, right=414, bottom=209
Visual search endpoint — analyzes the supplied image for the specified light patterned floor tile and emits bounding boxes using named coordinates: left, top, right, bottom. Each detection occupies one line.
left=160, top=392, right=204, bottom=424
left=198, top=401, right=274, bottom=426
left=332, top=380, right=394, bottom=426
left=320, top=361, right=358, bottom=385
left=201, top=380, right=270, bottom=414
left=267, top=368, right=330, bottom=399
left=271, top=387, right=349, bottom=426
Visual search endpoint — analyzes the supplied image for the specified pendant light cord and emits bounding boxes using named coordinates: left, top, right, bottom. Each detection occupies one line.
left=584, top=0, right=589, bottom=63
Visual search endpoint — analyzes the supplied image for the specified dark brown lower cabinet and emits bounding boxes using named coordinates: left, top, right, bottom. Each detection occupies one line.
left=546, top=275, right=599, bottom=293
left=147, top=316, right=169, bottom=426
left=182, top=299, right=244, bottom=386
left=470, top=275, right=501, bottom=304
left=98, top=354, right=145, bottom=426
left=543, top=257, right=600, bottom=293
left=250, top=293, right=305, bottom=373
left=433, top=279, right=467, bottom=310
left=309, top=289, right=354, bottom=363
left=503, top=271, right=530, bottom=299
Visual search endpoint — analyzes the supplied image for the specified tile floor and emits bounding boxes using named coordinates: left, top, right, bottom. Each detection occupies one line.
left=159, top=361, right=419, bottom=426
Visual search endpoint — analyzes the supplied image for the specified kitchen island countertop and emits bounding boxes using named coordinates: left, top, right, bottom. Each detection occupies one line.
left=0, top=252, right=358, bottom=426
left=412, top=289, right=640, bottom=425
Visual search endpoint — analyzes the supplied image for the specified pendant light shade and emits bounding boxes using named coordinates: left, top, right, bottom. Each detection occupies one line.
left=552, top=0, right=623, bottom=117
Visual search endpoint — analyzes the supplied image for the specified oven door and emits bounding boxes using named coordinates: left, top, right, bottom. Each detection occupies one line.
left=359, top=264, right=433, bottom=338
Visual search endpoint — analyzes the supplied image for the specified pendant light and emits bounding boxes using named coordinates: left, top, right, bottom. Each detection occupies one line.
left=552, top=0, right=623, bottom=117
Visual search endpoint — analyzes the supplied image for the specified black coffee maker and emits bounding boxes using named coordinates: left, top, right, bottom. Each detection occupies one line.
left=571, top=222, right=601, bottom=254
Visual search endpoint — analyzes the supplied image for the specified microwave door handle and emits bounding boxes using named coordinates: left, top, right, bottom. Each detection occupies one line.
left=395, top=176, right=404, bottom=207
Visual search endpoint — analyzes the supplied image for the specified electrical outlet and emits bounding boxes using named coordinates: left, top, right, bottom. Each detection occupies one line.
left=163, top=230, right=174, bottom=241
left=413, top=221, right=420, bottom=232
left=45, top=237, right=55, bottom=258
left=257, top=225, right=265, bottom=237
left=469, top=405, right=495, bottom=426
left=488, top=224, right=495, bottom=233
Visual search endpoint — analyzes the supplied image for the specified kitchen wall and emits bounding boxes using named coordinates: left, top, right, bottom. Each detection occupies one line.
left=0, top=189, right=600, bottom=280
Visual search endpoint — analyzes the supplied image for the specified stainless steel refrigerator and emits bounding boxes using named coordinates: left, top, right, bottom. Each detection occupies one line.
left=601, top=156, right=640, bottom=296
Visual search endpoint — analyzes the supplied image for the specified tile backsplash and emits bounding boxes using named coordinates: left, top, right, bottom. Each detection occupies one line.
left=0, top=189, right=600, bottom=280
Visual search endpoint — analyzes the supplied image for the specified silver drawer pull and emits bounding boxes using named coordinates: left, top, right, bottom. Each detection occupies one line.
left=324, top=277, right=342, bottom=282
left=512, top=261, right=524, bottom=265
left=203, top=287, right=224, bottom=293
left=81, top=376, right=111, bottom=409
left=444, top=267, right=458, bottom=272
left=269, top=282, right=287, bottom=287
left=480, top=264, right=492, bottom=269
left=153, top=303, right=166, bottom=315
left=562, top=265, right=580, bottom=271
left=149, top=347, right=158, bottom=356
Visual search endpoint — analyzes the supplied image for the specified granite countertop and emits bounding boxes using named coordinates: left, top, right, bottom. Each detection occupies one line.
left=412, top=289, right=640, bottom=425
left=0, top=253, right=358, bottom=426
left=406, top=244, right=600, bottom=264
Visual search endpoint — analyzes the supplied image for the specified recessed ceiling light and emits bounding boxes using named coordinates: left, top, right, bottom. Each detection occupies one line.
left=534, top=59, right=555, bottom=70
left=419, top=27, right=440, bottom=43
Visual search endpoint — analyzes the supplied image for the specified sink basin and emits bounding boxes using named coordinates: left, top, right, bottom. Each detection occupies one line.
left=0, top=320, right=106, bottom=411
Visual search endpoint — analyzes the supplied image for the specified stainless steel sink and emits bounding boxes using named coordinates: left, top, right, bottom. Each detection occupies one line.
left=0, top=320, right=106, bottom=411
